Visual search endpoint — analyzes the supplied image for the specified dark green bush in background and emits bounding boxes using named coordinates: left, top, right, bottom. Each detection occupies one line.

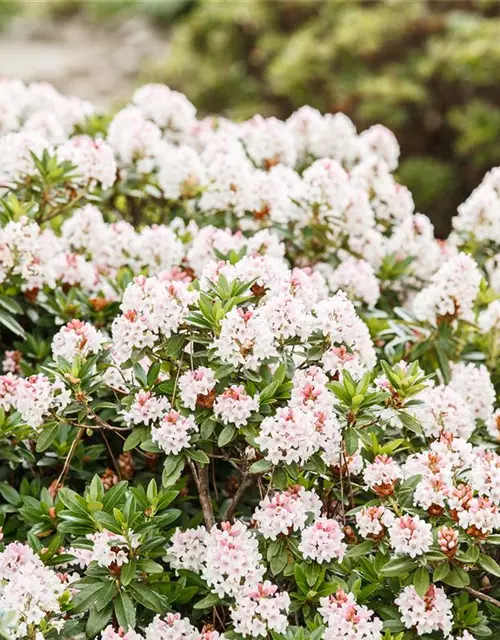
left=145, top=0, right=500, bottom=236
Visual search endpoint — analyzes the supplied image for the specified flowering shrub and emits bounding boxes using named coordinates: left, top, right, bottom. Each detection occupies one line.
left=1, top=78, right=500, bottom=640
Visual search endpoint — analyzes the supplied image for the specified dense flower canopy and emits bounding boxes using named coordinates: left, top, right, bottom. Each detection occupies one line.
left=0, top=79, right=499, bottom=640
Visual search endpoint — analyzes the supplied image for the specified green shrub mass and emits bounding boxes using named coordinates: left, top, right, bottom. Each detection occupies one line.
left=146, top=0, right=500, bottom=236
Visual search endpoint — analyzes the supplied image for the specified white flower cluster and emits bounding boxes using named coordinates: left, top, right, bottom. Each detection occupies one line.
left=166, top=521, right=292, bottom=637
left=178, top=366, right=217, bottom=410
left=363, top=454, right=402, bottom=496
left=70, top=529, right=139, bottom=569
left=0, top=542, right=70, bottom=639
left=167, top=521, right=264, bottom=598
left=4, top=80, right=500, bottom=640
left=452, top=166, right=500, bottom=247
left=111, top=275, right=197, bottom=365
left=0, top=79, right=459, bottom=320
left=388, top=514, right=433, bottom=558
left=298, top=517, right=347, bottom=563
left=0, top=205, right=188, bottom=299
left=213, top=385, right=259, bottom=427
left=52, top=319, right=105, bottom=362
left=319, top=589, right=383, bottom=640
left=12, top=373, right=70, bottom=429
left=253, top=486, right=322, bottom=540
left=412, top=252, right=482, bottom=325
left=401, top=434, right=500, bottom=536
left=355, top=505, right=394, bottom=539
left=230, top=581, right=290, bottom=638
left=255, top=363, right=343, bottom=466
left=396, top=585, right=453, bottom=637
left=100, top=612, right=227, bottom=640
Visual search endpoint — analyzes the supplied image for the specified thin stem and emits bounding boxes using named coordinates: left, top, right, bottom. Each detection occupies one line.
left=211, top=461, right=219, bottom=501
left=188, top=459, right=215, bottom=529
left=465, top=586, right=500, bottom=608
left=56, top=427, right=85, bottom=487
left=388, top=494, right=402, bottom=517
left=257, top=477, right=265, bottom=500
left=226, top=473, right=254, bottom=522
left=73, top=421, right=131, bottom=433
left=339, top=451, right=346, bottom=524
left=101, top=430, right=121, bottom=480
left=171, top=351, right=185, bottom=405
left=38, top=191, right=86, bottom=224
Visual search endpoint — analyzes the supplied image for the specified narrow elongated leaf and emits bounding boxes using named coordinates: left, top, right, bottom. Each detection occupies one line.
left=114, top=592, right=136, bottom=631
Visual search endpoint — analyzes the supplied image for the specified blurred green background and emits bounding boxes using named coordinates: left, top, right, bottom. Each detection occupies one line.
left=4, top=0, right=500, bottom=236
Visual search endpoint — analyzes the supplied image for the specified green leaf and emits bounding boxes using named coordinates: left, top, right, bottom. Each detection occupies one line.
left=249, top=459, right=273, bottom=474
left=128, top=582, right=166, bottom=613
left=479, top=554, right=500, bottom=578
left=0, top=309, right=26, bottom=337
left=380, top=557, right=417, bottom=577
left=86, top=603, right=112, bottom=639
left=456, top=545, right=479, bottom=564
left=133, top=363, right=147, bottom=387
left=306, top=563, right=324, bottom=588
left=186, top=449, right=210, bottom=465
left=270, top=548, right=288, bottom=576
left=0, top=294, right=22, bottom=315
left=218, top=424, right=236, bottom=447
left=442, top=566, right=469, bottom=588
left=259, top=380, right=279, bottom=404
left=346, top=540, right=374, bottom=558
left=36, top=422, right=60, bottom=452
left=137, top=559, right=164, bottom=574
left=147, top=362, right=161, bottom=387
left=413, top=566, right=430, bottom=597
left=399, top=411, right=423, bottom=436
left=201, top=416, right=216, bottom=439
left=123, top=428, right=145, bottom=452
left=344, top=426, right=358, bottom=455
left=162, top=456, right=185, bottom=487
left=193, top=593, right=223, bottom=610
left=114, top=591, right=136, bottom=631
left=433, top=562, right=450, bottom=582
left=121, top=559, right=137, bottom=586
left=0, top=483, right=21, bottom=506
left=165, top=334, right=186, bottom=358
left=294, top=563, right=309, bottom=594
left=102, top=481, right=128, bottom=512
left=154, top=508, right=181, bottom=528
left=71, top=583, right=108, bottom=614
left=435, top=344, right=451, bottom=384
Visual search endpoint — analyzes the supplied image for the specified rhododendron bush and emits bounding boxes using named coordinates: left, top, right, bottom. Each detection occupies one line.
left=1, top=80, right=500, bottom=640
